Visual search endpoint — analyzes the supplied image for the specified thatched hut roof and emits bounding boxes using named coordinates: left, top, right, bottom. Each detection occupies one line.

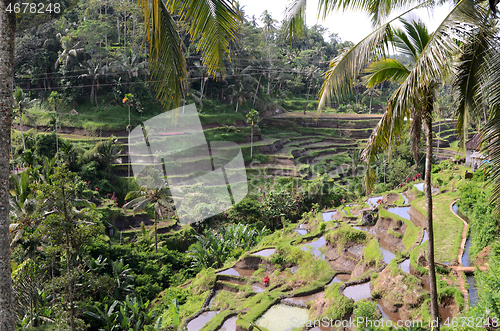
left=465, top=133, right=481, bottom=150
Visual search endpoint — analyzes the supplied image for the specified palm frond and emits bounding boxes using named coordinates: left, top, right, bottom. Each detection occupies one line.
left=453, top=3, right=493, bottom=147
left=316, top=0, right=429, bottom=25
left=168, top=0, right=241, bottom=77
left=140, top=0, right=186, bottom=108
left=362, top=0, right=478, bottom=191
left=317, top=23, right=392, bottom=112
left=363, top=59, right=410, bottom=87
left=317, top=2, right=433, bottom=113
left=282, top=0, right=308, bottom=43
left=483, top=104, right=500, bottom=211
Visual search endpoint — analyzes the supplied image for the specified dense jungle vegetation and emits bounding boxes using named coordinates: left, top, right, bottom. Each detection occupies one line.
left=4, top=0, right=500, bottom=330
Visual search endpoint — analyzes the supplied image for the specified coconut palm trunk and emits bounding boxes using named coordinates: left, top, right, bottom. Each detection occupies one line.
left=19, top=106, right=26, bottom=150
left=425, top=114, right=440, bottom=327
left=0, top=1, right=16, bottom=329
left=154, top=209, right=158, bottom=253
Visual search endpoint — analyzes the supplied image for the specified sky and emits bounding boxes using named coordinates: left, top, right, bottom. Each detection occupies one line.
left=239, top=0, right=452, bottom=44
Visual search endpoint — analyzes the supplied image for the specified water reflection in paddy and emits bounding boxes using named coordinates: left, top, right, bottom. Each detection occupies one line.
left=414, top=182, right=439, bottom=194
left=295, top=229, right=308, bottom=235
left=282, top=292, right=322, bottom=306
left=401, top=193, right=409, bottom=205
left=322, top=210, right=337, bottom=222
left=252, top=249, right=276, bottom=257
left=353, top=226, right=377, bottom=235
left=460, top=207, right=479, bottom=306
left=327, top=273, right=350, bottom=286
left=187, top=311, right=219, bottom=331
left=379, top=247, right=396, bottom=264
left=216, top=268, right=255, bottom=277
left=301, top=236, right=326, bottom=260
left=218, top=316, right=237, bottom=331
left=398, top=259, right=410, bottom=273
left=414, top=183, right=425, bottom=191
left=367, top=196, right=383, bottom=207
left=252, top=283, right=266, bottom=293
left=377, top=301, right=401, bottom=322
left=256, top=304, right=309, bottom=331
left=387, top=206, right=411, bottom=221
left=343, top=282, right=371, bottom=301
left=420, top=230, right=428, bottom=245
left=209, top=290, right=219, bottom=307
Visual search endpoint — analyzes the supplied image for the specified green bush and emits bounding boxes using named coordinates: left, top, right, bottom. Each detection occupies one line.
left=35, top=133, right=59, bottom=159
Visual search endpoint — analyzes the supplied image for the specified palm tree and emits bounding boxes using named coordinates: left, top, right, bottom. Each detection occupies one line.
left=48, top=91, right=61, bottom=160
left=362, top=87, right=381, bottom=114
left=54, top=35, right=84, bottom=69
left=9, top=172, right=38, bottom=250
left=92, top=138, right=122, bottom=175
left=79, top=59, right=105, bottom=108
left=0, top=5, right=17, bottom=328
left=260, top=10, right=277, bottom=94
left=360, top=21, right=444, bottom=322
left=246, top=109, right=260, bottom=158
left=113, top=48, right=148, bottom=93
left=284, top=1, right=482, bottom=327
left=123, top=168, right=175, bottom=253
left=13, top=87, right=37, bottom=151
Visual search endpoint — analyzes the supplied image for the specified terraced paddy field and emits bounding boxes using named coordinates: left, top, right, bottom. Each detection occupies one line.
left=14, top=113, right=463, bottom=185
left=167, top=183, right=479, bottom=331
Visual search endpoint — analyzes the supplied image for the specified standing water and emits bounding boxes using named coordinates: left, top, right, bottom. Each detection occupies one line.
left=367, top=196, right=383, bottom=207
left=256, top=304, right=309, bottom=331
left=252, top=249, right=276, bottom=257
left=301, top=236, right=326, bottom=260
left=420, top=230, right=428, bottom=245
left=186, top=311, right=219, bottom=331
left=400, top=193, right=408, bottom=205
left=455, top=202, right=479, bottom=306
left=398, top=259, right=411, bottom=273
left=387, top=207, right=411, bottom=221
left=322, top=210, right=337, bottom=222
left=379, top=247, right=396, bottom=264
left=343, top=282, right=371, bottom=301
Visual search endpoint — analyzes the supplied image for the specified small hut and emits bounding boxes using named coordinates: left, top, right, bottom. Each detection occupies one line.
left=465, top=133, right=481, bottom=167
left=470, top=151, right=486, bottom=172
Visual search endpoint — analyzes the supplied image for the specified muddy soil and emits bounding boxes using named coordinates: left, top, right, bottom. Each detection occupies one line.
left=325, top=242, right=360, bottom=273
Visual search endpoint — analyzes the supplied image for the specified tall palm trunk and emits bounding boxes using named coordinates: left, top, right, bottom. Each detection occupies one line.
left=154, top=209, right=158, bottom=253
left=0, top=2, right=16, bottom=329
left=250, top=123, right=254, bottom=158
left=425, top=114, right=440, bottom=329
left=19, top=107, right=26, bottom=150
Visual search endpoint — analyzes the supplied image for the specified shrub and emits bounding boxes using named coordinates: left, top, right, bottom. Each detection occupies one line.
left=35, top=133, right=59, bottom=159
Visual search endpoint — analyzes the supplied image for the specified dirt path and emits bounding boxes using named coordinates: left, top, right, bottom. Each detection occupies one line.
left=450, top=198, right=470, bottom=309
left=271, top=112, right=383, bottom=120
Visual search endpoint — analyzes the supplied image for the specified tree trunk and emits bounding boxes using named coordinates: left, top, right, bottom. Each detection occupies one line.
left=117, top=17, right=120, bottom=44
left=0, top=2, right=16, bottom=329
left=425, top=115, right=440, bottom=329
left=55, top=111, right=58, bottom=161
left=154, top=209, right=158, bottom=253
left=437, top=121, right=441, bottom=159
left=19, top=108, right=26, bottom=150
left=123, top=12, right=127, bottom=46
left=253, top=76, right=261, bottom=107
left=127, top=104, right=131, bottom=188
left=250, top=124, right=254, bottom=159
left=369, top=97, right=372, bottom=114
